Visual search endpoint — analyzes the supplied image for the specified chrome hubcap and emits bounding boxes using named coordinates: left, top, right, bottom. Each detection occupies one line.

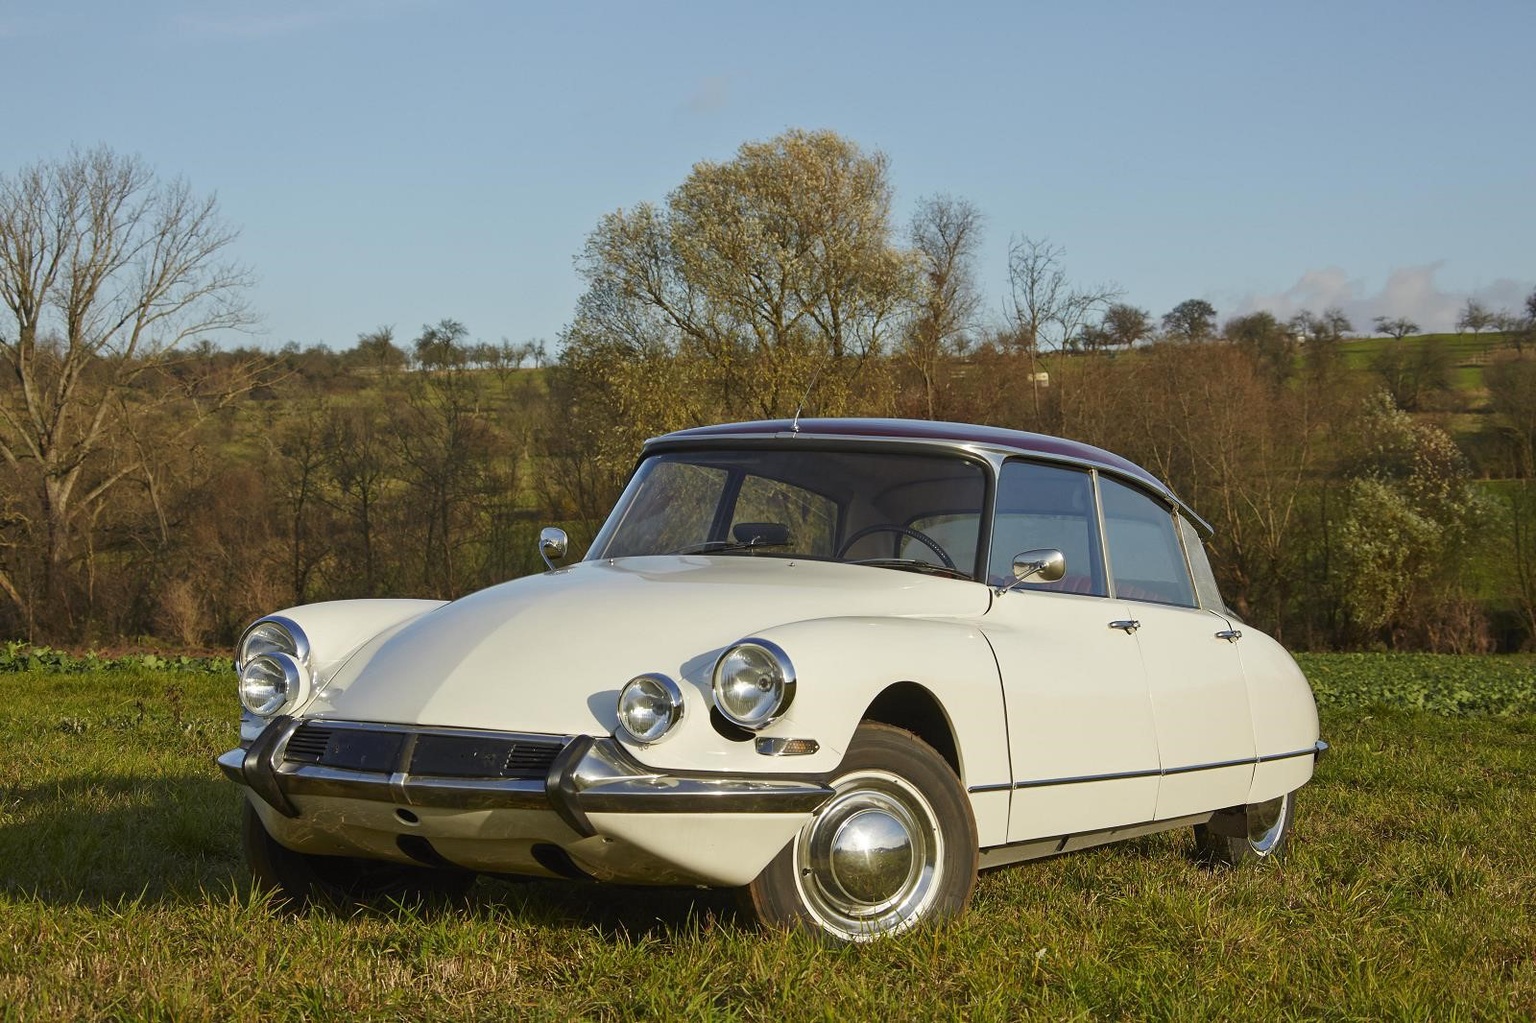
left=827, top=808, right=914, bottom=904
left=1247, top=793, right=1289, bottom=856
left=794, top=770, right=942, bottom=941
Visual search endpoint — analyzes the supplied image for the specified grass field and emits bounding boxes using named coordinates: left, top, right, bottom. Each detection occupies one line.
left=2, top=657, right=1533, bottom=1020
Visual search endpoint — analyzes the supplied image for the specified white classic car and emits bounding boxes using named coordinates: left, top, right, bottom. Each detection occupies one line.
left=220, top=418, right=1324, bottom=941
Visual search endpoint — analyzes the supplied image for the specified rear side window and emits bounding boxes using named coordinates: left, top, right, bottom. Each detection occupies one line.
left=1100, top=477, right=1197, bottom=607
left=1179, top=515, right=1228, bottom=613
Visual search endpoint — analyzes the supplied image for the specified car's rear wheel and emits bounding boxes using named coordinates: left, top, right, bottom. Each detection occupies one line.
left=1193, top=790, right=1296, bottom=866
left=242, top=799, right=475, bottom=907
left=741, top=721, right=978, bottom=942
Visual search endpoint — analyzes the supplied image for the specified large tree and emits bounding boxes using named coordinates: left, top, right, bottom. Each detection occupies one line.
left=557, top=130, right=916, bottom=510
left=0, top=147, right=254, bottom=634
left=1161, top=298, right=1217, bottom=342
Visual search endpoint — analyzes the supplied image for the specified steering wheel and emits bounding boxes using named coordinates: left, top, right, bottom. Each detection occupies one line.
left=835, top=524, right=956, bottom=570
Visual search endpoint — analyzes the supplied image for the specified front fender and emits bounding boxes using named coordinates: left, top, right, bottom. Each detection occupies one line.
left=240, top=598, right=447, bottom=742
left=261, top=599, right=449, bottom=679
left=723, top=615, right=1010, bottom=847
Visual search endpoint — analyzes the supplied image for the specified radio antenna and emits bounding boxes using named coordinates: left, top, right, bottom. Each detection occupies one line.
left=791, top=362, right=828, bottom=434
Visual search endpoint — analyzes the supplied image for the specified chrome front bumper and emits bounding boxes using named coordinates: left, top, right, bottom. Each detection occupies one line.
left=218, top=716, right=834, bottom=840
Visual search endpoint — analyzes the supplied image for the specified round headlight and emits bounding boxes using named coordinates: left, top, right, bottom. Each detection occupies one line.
left=617, top=673, right=685, bottom=745
left=239, top=652, right=309, bottom=717
left=712, top=640, right=795, bottom=730
left=238, top=616, right=309, bottom=669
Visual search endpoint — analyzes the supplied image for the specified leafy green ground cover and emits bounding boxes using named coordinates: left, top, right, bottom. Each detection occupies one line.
left=1297, top=652, right=1536, bottom=716
left=1, top=656, right=1532, bottom=1020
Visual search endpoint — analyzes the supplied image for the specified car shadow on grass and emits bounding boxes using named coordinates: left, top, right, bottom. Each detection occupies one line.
left=470, top=877, right=745, bottom=941
left=0, top=770, right=748, bottom=938
left=0, top=773, right=248, bottom=906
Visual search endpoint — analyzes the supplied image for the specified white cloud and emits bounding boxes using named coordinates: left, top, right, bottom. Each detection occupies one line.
left=1231, top=264, right=1533, bottom=333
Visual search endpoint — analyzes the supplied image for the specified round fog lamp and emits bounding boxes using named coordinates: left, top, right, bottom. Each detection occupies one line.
left=712, top=639, right=795, bottom=729
left=239, top=652, right=308, bottom=717
left=616, top=673, right=685, bottom=745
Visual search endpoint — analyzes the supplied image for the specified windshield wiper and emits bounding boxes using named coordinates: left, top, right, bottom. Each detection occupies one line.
left=672, top=539, right=792, bottom=556
left=850, top=558, right=972, bottom=580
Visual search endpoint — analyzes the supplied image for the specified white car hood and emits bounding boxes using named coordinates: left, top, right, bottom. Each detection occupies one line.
left=304, top=555, right=990, bottom=735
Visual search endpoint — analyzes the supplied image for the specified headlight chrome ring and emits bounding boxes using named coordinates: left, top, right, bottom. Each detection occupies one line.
left=237, top=615, right=310, bottom=670
left=239, top=651, right=311, bottom=717
left=616, top=673, right=686, bottom=745
left=712, top=638, right=796, bottom=730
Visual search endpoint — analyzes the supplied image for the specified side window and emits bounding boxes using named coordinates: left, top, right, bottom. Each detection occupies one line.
left=1179, top=515, right=1229, bottom=613
left=1100, top=477, right=1197, bottom=608
left=989, top=461, right=1106, bottom=595
left=730, top=475, right=838, bottom=557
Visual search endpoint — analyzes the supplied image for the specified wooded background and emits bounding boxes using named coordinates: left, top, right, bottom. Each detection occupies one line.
left=3, top=136, right=1534, bottom=652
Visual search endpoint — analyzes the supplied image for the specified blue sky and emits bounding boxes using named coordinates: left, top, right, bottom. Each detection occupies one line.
left=5, top=0, right=1532, bottom=349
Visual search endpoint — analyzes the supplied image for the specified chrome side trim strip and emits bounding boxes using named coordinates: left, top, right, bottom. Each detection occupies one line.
left=1009, top=766, right=1162, bottom=790
left=967, top=740, right=1327, bottom=795
left=1162, top=755, right=1254, bottom=777
left=1258, top=742, right=1329, bottom=763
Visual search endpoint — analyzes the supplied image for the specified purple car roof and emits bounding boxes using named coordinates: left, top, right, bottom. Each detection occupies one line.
left=647, top=417, right=1179, bottom=505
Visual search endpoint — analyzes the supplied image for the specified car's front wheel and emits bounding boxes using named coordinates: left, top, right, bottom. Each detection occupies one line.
left=741, top=721, right=978, bottom=942
left=1193, top=790, right=1296, bottom=866
left=242, top=800, right=475, bottom=907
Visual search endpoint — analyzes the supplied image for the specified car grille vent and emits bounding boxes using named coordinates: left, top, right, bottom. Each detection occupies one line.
left=410, top=734, right=563, bottom=779
left=281, top=723, right=564, bottom=780
left=283, top=724, right=335, bottom=764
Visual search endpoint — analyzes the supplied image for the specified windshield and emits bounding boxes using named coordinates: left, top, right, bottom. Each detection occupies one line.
left=590, top=447, right=989, bottom=578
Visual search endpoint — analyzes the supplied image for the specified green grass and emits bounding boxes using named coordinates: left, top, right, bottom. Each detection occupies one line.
left=2, top=658, right=1534, bottom=1020
left=1340, top=331, right=1513, bottom=371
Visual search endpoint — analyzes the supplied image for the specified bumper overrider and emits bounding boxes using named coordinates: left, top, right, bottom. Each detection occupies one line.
left=219, top=716, right=835, bottom=885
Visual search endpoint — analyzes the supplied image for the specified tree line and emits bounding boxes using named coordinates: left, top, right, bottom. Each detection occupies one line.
left=4, top=138, right=1536, bottom=652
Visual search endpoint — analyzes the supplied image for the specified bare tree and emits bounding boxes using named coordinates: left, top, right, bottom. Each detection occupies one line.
left=1457, top=298, right=1495, bottom=338
left=1004, top=237, right=1119, bottom=355
left=1078, top=303, right=1153, bottom=351
left=1372, top=315, right=1420, bottom=341
left=902, top=195, right=983, bottom=418
left=350, top=326, right=407, bottom=375
left=1004, top=236, right=1119, bottom=420
left=0, top=147, right=254, bottom=631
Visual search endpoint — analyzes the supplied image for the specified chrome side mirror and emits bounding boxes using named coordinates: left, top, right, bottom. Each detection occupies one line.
left=995, top=548, right=1066, bottom=595
left=539, top=527, right=569, bottom=571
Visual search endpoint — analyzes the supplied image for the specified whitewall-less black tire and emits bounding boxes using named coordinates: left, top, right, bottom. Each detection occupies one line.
left=741, top=721, right=978, bottom=942
left=1193, top=790, right=1296, bottom=867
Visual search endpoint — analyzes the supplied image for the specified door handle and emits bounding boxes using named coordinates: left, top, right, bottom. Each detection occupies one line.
left=1216, top=629, right=1243, bottom=643
left=1109, top=619, right=1140, bottom=634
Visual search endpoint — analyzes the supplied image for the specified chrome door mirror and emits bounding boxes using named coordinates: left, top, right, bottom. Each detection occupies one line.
left=539, top=527, right=569, bottom=571
left=996, top=548, right=1066, bottom=595
left=1014, top=548, right=1066, bottom=582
